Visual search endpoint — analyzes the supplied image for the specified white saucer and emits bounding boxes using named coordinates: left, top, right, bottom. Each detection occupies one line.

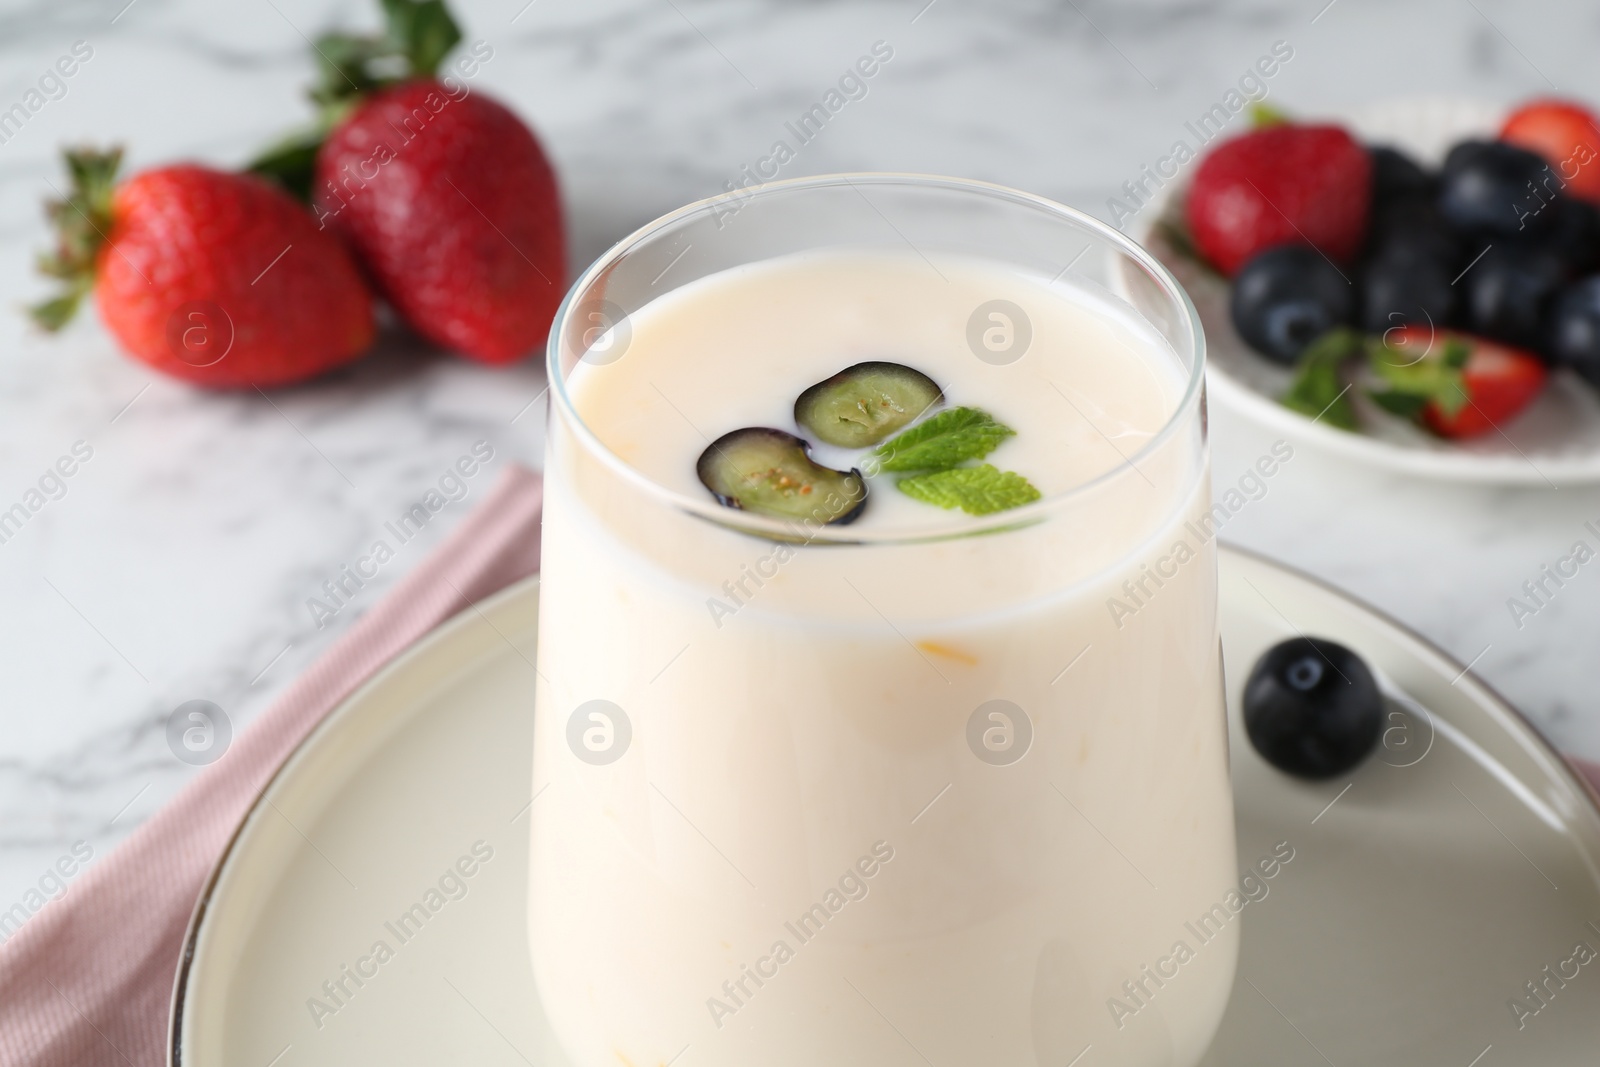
left=172, top=547, right=1600, bottom=1066
left=1137, top=97, right=1600, bottom=486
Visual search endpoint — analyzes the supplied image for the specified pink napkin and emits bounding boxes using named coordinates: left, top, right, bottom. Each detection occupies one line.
left=0, top=464, right=544, bottom=1067
left=0, top=458, right=1595, bottom=1067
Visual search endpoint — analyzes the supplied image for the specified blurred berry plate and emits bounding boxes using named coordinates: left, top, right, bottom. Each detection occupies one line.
left=1140, top=97, right=1600, bottom=485
left=171, top=551, right=1600, bottom=1066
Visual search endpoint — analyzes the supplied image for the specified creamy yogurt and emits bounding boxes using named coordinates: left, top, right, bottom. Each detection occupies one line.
left=529, top=249, right=1237, bottom=1067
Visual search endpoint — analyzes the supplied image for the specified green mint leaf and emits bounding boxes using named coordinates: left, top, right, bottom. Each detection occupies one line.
left=897, top=464, right=1041, bottom=515
left=1280, top=327, right=1363, bottom=431
left=873, top=407, right=1015, bottom=472
left=1366, top=332, right=1470, bottom=419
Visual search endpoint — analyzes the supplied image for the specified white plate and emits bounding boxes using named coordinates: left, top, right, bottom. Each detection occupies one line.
left=172, top=547, right=1600, bottom=1066
left=1138, top=97, right=1600, bottom=485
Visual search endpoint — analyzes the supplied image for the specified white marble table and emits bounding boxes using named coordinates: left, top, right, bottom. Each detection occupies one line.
left=2, top=0, right=1598, bottom=908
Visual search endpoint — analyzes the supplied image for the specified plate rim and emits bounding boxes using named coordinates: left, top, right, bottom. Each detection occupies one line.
left=166, top=546, right=1600, bottom=1064
left=166, top=575, right=542, bottom=1067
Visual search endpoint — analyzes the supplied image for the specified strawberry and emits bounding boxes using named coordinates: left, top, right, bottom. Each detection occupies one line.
left=1499, top=98, right=1600, bottom=204
left=315, top=83, right=564, bottom=364
left=1372, top=326, right=1547, bottom=439
left=1186, top=124, right=1372, bottom=276
left=31, top=149, right=375, bottom=388
left=249, top=0, right=564, bottom=365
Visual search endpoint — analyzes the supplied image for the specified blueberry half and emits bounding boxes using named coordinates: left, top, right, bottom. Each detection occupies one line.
left=1243, top=637, right=1383, bottom=779
left=697, top=427, right=866, bottom=525
left=795, top=361, right=943, bottom=447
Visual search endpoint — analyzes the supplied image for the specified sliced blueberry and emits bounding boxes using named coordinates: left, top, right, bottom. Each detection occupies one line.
left=1229, top=245, right=1355, bottom=364
left=1360, top=253, right=1456, bottom=334
left=1438, top=140, right=1563, bottom=237
left=1462, top=244, right=1567, bottom=352
left=697, top=427, right=866, bottom=525
left=1548, top=276, right=1600, bottom=386
left=1370, top=145, right=1436, bottom=203
left=794, top=361, right=943, bottom=447
left=1243, top=637, right=1383, bottom=780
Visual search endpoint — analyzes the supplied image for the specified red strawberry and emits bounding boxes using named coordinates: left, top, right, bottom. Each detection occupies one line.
left=1499, top=98, right=1600, bottom=204
left=1187, top=124, right=1372, bottom=276
left=1378, top=326, right=1546, bottom=439
left=32, top=149, right=375, bottom=388
left=313, top=81, right=564, bottom=364
left=245, top=0, right=563, bottom=364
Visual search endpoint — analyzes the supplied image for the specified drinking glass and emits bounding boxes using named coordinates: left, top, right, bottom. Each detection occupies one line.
left=529, top=174, right=1236, bottom=1067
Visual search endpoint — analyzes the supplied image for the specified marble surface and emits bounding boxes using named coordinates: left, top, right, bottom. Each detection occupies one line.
left=3, top=0, right=1600, bottom=910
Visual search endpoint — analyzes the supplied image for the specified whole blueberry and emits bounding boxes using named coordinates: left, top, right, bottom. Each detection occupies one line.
left=1365, top=196, right=1463, bottom=271
left=1536, top=197, right=1600, bottom=276
left=1230, top=245, right=1355, bottom=364
left=1439, top=140, right=1563, bottom=237
left=1371, top=145, right=1436, bottom=203
left=1548, top=276, right=1600, bottom=386
left=1360, top=253, right=1457, bottom=334
left=1462, top=244, right=1567, bottom=352
left=1243, top=637, right=1383, bottom=780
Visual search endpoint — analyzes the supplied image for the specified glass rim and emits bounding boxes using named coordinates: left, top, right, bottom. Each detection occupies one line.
left=545, top=171, right=1208, bottom=545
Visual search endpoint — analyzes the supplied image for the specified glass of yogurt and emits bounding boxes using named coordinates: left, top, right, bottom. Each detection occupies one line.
left=529, top=175, right=1236, bottom=1067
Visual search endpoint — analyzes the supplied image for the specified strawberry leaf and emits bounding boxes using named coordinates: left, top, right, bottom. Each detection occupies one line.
left=1366, top=388, right=1428, bottom=419
left=250, top=0, right=463, bottom=201
left=381, top=0, right=462, bottom=78
left=897, top=465, right=1041, bottom=515
left=1250, top=102, right=1291, bottom=128
left=1366, top=333, right=1470, bottom=419
left=30, top=147, right=121, bottom=332
left=28, top=289, right=87, bottom=332
left=1280, top=327, right=1363, bottom=430
left=873, top=407, right=1015, bottom=472
left=247, top=129, right=326, bottom=204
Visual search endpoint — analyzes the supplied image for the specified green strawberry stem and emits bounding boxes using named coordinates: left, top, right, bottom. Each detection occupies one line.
left=246, top=0, right=462, bottom=200
left=1281, top=328, right=1474, bottom=433
left=30, top=146, right=123, bottom=332
left=1279, top=327, right=1363, bottom=430
left=1366, top=333, right=1471, bottom=419
left=1249, top=102, right=1291, bottom=128
left=377, top=0, right=463, bottom=80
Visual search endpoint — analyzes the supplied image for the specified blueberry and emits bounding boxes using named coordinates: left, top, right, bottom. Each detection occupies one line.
left=1535, top=197, right=1600, bottom=276
left=1230, top=245, right=1355, bottom=364
left=1461, top=244, right=1567, bottom=352
left=795, top=362, right=943, bottom=447
left=1243, top=637, right=1383, bottom=780
left=1439, top=140, right=1564, bottom=237
left=1364, top=197, right=1463, bottom=271
left=1360, top=253, right=1457, bottom=334
left=697, top=428, right=867, bottom=524
left=1548, top=276, right=1600, bottom=386
left=1370, top=145, right=1436, bottom=203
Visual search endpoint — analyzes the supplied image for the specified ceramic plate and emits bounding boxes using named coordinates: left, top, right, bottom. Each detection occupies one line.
left=172, top=548, right=1600, bottom=1066
left=1139, top=97, right=1600, bottom=485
